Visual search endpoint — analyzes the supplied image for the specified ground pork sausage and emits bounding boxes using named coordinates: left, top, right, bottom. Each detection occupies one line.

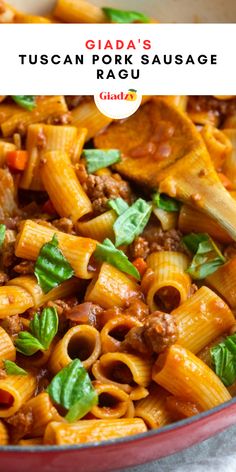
left=129, top=226, right=185, bottom=260
left=76, top=163, right=132, bottom=214
left=124, top=311, right=178, bottom=355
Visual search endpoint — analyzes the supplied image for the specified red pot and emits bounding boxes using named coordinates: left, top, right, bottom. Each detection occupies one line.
left=1, top=397, right=236, bottom=472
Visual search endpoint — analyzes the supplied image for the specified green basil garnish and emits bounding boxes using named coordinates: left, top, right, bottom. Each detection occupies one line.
left=182, top=233, right=225, bottom=280
left=211, top=334, right=236, bottom=386
left=34, top=234, right=74, bottom=293
left=12, top=96, right=36, bottom=111
left=94, top=238, right=140, bottom=280
left=15, top=307, right=58, bottom=356
left=102, top=7, right=149, bottom=23
left=0, top=224, right=6, bottom=247
left=83, top=149, right=121, bottom=173
left=30, top=306, right=58, bottom=350
left=108, top=197, right=129, bottom=216
left=15, top=331, right=45, bottom=356
left=152, top=192, right=180, bottom=212
left=47, top=359, right=98, bottom=422
left=4, top=360, right=27, bottom=376
left=113, top=198, right=152, bottom=247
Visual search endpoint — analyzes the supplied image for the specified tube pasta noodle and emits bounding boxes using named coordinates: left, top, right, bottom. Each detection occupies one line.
left=0, top=141, right=16, bottom=167
left=93, top=352, right=152, bottom=392
left=19, top=342, right=55, bottom=369
left=44, top=418, right=147, bottom=445
left=207, top=258, right=236, bottom=308
left=77, top=210, right=116, bottom=242
left=153, top=207, right=178, bottom=231
left=0, top=103, right=22, bottom=125
left=0, top=91, right=236, bottom=445
left=100, top=315, right=142, bottom=354
left=49, top=325, right=101, bottom=374
left=178, top=204, right=233, bottom=243
left=155, top=96, right=188, bottom=112
left=41, top=151, right=92, bottom=222
left=1, top=96, right=68, bottom=138
left=124, top=401, right=135, bottom=418
left=0, top=420, right=9, bottom=445
left=91, top=381, right=129, bottom=419
left=20, top=124, right=78, bottom=190
left=0, top=327, right=16, bottom=366
left=53, top=0, right=106, bottom=23
left=19, top=393, right=62, bottom=437
left=135, top=384, right=172, bottom=429
left=72, top=127, right=88, bottom=164
left=0, top=373, right=37, bottom=418
left=129, top=387, right=149, bottom=401
left=0, top=168, right=18, bottom=218
left=15, top=220, right=97, bottom=279
left=85, top=263, right=141, bottom=309
left=0, top=285, right=33, bottom=319
left=146, top=252, right=191, bottom=312
left=172, top=286, right=235, bottom=354
left=15, top=14, right=53, bottom=23
left=71, top=100, right=113, bottom=140
left=8, top=275, right=83, bottom=308
left=201, top=124, right=232, bottom=171
left=152, top=344, right=231, bottom=410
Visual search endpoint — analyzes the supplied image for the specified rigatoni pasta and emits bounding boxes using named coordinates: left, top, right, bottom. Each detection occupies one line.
left=152, top=344, right=231, bottom=410
left=44, top=418, right=147, bottom=445
left=40, top=150, right=92, bottom=222
left=145, top=252, right=191, bottom=311
left=0, top=90, right=236, bottom=446
left=15, top=220, right=97, bottom=279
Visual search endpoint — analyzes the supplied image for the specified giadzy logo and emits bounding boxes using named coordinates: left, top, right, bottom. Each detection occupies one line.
left=99, top=89, right=138, bottom=101
left=95, top=89, right=142, bottom=119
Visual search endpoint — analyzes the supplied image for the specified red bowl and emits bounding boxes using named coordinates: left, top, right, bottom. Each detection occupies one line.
left=1, top=397, right=236, bottom=472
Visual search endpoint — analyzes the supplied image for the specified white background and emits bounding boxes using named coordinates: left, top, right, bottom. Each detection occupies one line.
left=0, top=24, right=235, bottom=94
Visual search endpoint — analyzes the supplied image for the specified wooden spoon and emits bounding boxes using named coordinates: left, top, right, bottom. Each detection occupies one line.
left=94, top=99, right=236, bottom=241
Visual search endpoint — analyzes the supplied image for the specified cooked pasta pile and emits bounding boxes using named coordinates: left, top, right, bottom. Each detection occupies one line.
left=0, top=0, right=236, bottom=450
left=0, top=93, right=235, bottom=446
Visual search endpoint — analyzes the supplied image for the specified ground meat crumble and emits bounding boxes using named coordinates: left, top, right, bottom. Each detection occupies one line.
left=76, top=163, right=132, bottom=214
left=124, top=311, right=178, bottom=355
left=130, top=226, right=185, bottom=260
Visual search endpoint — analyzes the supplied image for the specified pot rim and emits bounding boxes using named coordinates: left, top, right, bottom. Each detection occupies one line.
left=1, top=395, right=235, bottom=452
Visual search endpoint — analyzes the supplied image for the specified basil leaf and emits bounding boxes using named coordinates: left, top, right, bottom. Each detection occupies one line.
left=15, top=307, right=58, bottom=356
left=152, top=192, right=180, bottom=212
left=15, top=331, right=44, bottom=356
left=12, top=96, right=36, bottom=111
left=83, top=149, right=121, bottom=173
left=30, top=307, right=58, bottom=350
left=108, top=197, right=129, bottom=216
left=182, top=232, right=225, bottom=279
left=4, top=360, right=27, bottom=376
left=211, top=334, right=236, bottom=386
left=0, top=224, right=6, bottom=247
left=113, top=198, right=152, bottom=247
left=94, top=238, right=140, bottom=280
left=34, top=234, right=74, bottom=293
left=102, top=7, right=149, bottom=23
left=47, top=359, right=98, bottom=422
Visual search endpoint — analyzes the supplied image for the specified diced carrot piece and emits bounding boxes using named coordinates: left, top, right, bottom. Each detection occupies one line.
left=132, top=258, right=148, bottom=277
left=6, top=150, right=28, bottom=171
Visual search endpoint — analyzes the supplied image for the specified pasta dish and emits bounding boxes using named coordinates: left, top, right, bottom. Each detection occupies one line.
left=0, top=0, right=236, bottom=450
